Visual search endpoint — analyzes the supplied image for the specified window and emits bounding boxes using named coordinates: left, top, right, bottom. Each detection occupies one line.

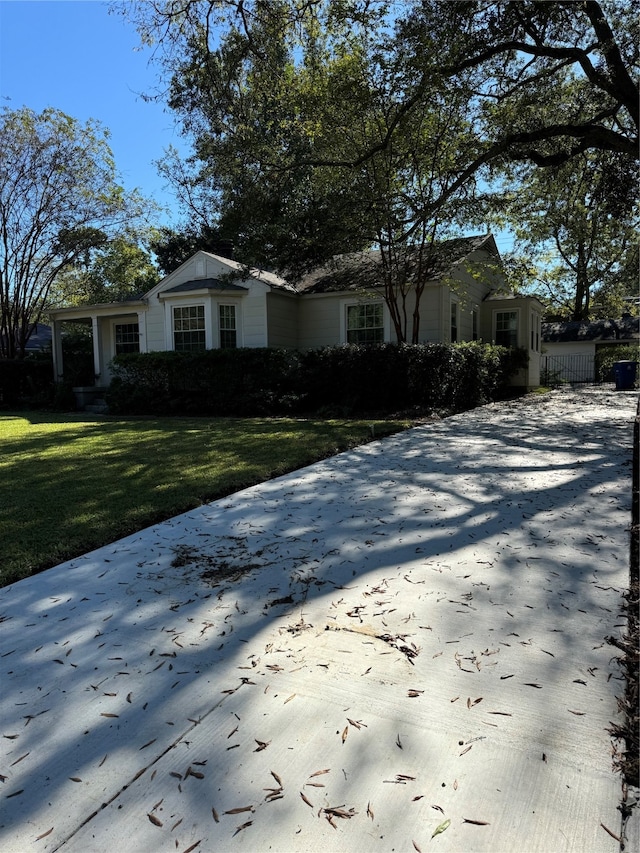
left=347, top=303, right=384, bottom=344
left=495, top=310, right=518, bottom=348
left=219, top=304, right=237, bottom=348
left=531, top=312, right=540, bottom=352
left=114, top=323, right=139, bottom=354
left=450, top=301, right=458, bottom=343
left=173, top=305, right=205, bottom=352
left=472, top=308, right=479, bottom=341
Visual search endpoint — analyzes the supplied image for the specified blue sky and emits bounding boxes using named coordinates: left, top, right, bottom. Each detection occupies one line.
left=0, top=0, right=184, bottom=224
left=0, top=0, right=515, bottom=253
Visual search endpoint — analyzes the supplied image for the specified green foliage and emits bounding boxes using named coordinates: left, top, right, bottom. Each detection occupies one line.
left=60, top=324, right=95, bottom=387
left=107, top=348, right=303, bottom=415
left=595, top=344, right=640, bottom=383
left=106, top=342, right=522, bottom=417
left=53, top=233, right=160, bottom=306
left=0, top=359, right=53, bottom=407
left=150, top=225, right=236, bottom=275
left=0, top=106, right=153, bottom=357
left=488, top=150, right=638, bottom=321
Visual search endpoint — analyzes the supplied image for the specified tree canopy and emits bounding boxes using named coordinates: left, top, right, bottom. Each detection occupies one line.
left=52, top=232, right=161, bottom=307
left=0, top=106, right=151, bottom=358
left=121, top=0, right=638, bottom=323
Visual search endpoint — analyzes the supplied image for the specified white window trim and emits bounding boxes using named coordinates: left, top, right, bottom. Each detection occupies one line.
left=493, top=307, right=520, bottom=347
left=340, top=298, right=389, bottom=344
left=217, top=301, right=242, bottom=348
left=166, top=301, right=210, bottom=351
left=111, top=319, right=141, bottom=356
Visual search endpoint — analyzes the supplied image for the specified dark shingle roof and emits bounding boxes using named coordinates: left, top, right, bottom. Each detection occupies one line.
left=542, top=316, right=639, bottom=343
left=295, top=235, right=498, bottom=295
left=162, top=278, right=248, bottom=295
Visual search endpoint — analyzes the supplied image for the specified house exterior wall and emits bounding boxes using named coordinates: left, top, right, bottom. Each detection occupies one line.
left=482, top=296, right=542, bottom=388
left=49, top=245, right=542, bottom=391
left=298, top=295, right=342, bottom=349
left=543, top=341, right=596, bottom=357
left=266, top=292, right=298, bottom=348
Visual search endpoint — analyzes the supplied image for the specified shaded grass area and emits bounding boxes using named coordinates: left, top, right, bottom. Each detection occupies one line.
left=0, top=411, right=410, bottom=588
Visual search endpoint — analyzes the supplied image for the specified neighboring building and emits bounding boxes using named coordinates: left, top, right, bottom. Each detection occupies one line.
left=0, top=322, right=52, bottom=356
left=541, top=315, right=640, bottom=383
left=49, top=234, right=543, bottom=393
left=24, top=323, right=52, bottom=352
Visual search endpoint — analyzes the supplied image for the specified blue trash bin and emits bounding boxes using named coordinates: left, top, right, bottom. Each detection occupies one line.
left=613, top=361, right=638, bottom=390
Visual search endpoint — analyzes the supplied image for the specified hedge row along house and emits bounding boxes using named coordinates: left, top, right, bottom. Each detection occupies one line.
left=49, top=234, right=543, bottom=406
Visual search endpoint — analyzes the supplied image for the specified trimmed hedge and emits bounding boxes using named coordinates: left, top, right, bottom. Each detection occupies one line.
left=106, top=343, right=526, bottom=417
left=0, top=357, right=53, bottom=407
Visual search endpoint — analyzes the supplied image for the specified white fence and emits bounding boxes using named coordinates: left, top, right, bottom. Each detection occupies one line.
left=540, top=354, right=596, bottom=385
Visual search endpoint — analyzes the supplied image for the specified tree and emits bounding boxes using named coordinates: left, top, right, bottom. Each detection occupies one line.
left=121, top=1, right=637, bottom=334
left=0, top=106, right=149, bottom=358
left=150, top=224, right=235, bottom=275
left=52, top=232, right=161, bottom=306
left=123, top=0, right=638, bottom=214
left=492, top=151, right=637, bottom=320
left=133, top=3, right=483, bottom=341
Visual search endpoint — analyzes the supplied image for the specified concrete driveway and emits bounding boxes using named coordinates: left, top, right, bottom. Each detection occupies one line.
left=1, top=386, right=638, bottom=852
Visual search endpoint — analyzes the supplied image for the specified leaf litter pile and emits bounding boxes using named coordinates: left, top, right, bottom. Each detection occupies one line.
left=607, top=399, right=639, bottom=790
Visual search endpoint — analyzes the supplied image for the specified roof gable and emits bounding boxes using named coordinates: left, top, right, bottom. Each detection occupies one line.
left=146, top=250, right=295, bottom=299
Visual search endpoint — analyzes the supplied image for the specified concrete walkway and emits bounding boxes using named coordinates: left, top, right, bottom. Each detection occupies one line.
left=1, top=387, right=638, bottom=852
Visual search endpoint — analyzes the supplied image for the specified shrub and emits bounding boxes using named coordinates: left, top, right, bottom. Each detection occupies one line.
left=595, top=344, right=640, bottom=383
left=107, top=349, right=304, bottom=416
left=105, top=342, right=523, bottom=417
left=0, top=356, right=54, bottom=408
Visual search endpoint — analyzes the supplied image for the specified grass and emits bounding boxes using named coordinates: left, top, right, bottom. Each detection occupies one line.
left=0, top=411, right=411, bottom=588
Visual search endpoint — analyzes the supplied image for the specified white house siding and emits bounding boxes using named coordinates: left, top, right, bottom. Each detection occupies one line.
left=394, top=285, right=442, bottom=343
left=144, top=297, right=168, bottom=352
left=240, top=284, right=269, bottom=348
left=266, top=293, right=298, bottom=348
left=450, top=257, right=501, bottom=342
left=483, top=295, right=543, bottom=387
left=543, top=342, right=596, bottom=357
left=298, top=295, right=341, bottom=349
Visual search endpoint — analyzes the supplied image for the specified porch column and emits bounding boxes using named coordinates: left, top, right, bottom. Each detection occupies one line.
left=51, top=319, right=64, bottom=382
left=91, top=316, right=102, bottom=384
left=137, top=310, right=147, bottom=353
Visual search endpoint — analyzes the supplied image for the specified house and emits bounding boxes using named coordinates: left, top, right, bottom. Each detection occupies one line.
left=0, top=322, right=52, bottom=356
left=541, top=315, right=640, bottom=383
left=48, top=234, right=543, bottom=398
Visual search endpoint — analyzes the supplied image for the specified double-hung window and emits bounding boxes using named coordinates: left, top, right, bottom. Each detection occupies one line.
left=114, top=323, right=139, bottom=354
left=346, top=302, right=384, bottom=344
left=495, top=310, right=518, bottom=348
left=173, top=305, right=205, bottom=352
left=219, top=304, right=237, bottom=348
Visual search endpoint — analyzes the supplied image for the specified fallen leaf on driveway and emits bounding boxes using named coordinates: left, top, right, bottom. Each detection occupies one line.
left=431, top=818, right=451, bottom=838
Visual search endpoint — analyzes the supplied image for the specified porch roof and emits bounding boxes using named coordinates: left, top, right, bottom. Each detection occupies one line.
left=49, top=299, right=146, bottom=321
left=159, top=278, right=248, bottom=296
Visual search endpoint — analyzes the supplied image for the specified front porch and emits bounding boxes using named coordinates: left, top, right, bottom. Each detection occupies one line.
left=50, top=300, right=147, bottom=393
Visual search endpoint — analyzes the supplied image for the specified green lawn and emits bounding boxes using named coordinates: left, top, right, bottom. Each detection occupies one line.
left=0, top=411, right=410, bottom=587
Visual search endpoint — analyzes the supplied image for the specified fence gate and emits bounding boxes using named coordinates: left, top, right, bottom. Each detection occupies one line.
left=541, top=354, right=596, bottom=385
